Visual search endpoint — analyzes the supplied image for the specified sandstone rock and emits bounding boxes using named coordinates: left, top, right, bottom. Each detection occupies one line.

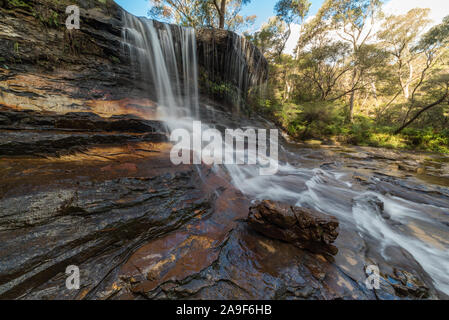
left=0, top=110, right=167, bottom=156
left=0, top=1, right=267, bottom=115
left=248, top=200, right=339, bottom=256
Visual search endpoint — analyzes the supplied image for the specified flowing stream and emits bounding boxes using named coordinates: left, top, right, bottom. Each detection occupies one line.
left=122, top=13, right=449, bottom=296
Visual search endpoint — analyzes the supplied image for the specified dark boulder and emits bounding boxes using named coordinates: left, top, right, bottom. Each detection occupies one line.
left=248, top=200, right=339, bottom=256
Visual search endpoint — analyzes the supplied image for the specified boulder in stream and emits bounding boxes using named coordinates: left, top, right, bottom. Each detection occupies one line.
left=248, top=200, right=339, bottom=257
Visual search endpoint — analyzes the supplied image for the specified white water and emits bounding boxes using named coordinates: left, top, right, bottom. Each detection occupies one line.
left=122, top=13, right=449, bottom=296
left=122, top=13, right=199, bottom=120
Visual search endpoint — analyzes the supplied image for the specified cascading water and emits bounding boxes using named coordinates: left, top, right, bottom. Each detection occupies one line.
left=122, top=12, right=199, bottom=120
left=196, top=30, right=268, bottom=112
left=121, top=13, right=449, bottom=296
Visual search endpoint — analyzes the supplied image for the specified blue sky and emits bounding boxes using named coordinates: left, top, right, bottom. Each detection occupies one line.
left=115, top=0, right=447, bottom=30
left=115, top=0, right=448, bottom=54
left=115, top=0, right=325, bottom=30
left=242, top=0, right=324, bottom=31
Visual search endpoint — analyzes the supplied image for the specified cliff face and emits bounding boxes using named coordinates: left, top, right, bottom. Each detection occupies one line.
left=0, top=0, right=268, bottom=115
left=0, top=0, right=149, bottom=115
left=196, top=28, right=268, bottom=112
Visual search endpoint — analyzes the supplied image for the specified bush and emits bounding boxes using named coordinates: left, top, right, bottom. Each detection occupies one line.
left=251, top=96, right=449, bottom=154
left=275, top=101, right=345, bottom=139
left=401, top=128, right=449, bottom=153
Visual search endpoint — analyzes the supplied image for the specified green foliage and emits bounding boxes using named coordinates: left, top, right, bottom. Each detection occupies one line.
left=209, top=81, right=235, bottom=97
left=246, top=1, right=449, bottom=154
left=34, top=9, right=59, bottom=28
left=248, top=17, right=289, bottom=60
left=110, top=55, right=120, bottom=64
left=148, top=0, right=255, bottom=31
left=401, top=128, right=449, bottom=153
left=6, top=0, right=32, bottom=10
left=268, top=101, right=344, bottom=138
left=253, top=93, right=449, bottom=153
left=201, top=72, right=246, bottom=110
left=275, top=0, right=311, bottom=24
left=323, top=0, right=383, bottom=28
left=417, top=15, right=449, bottom=50
left=5, top=0, right=64, bottom=29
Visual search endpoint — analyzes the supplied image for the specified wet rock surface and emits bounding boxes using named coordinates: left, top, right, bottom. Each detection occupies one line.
left=1, top=0, right=449, bottom=301
left=1, top=114, right=448, bottom=299
left=2, top=103, right=448, bottom=300
left=248, top=200, right=339, bottom=257
left=0, top=141, right=211, bottom=299
left=0, top=108, right=167, bottom=156
left=196, top=28, right=268, bottom=111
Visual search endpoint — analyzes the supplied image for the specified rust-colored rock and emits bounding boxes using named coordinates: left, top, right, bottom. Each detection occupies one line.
left=248, top=200, right=339, bottom=256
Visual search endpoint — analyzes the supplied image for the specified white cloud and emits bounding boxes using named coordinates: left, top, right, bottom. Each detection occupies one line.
left=384, top=0, right=448, bottom=25
left=284, top=23, right=302, bottom=56
left=284, top=15, right=315, bottom=55
left=283, top=0, right=449, bottom=55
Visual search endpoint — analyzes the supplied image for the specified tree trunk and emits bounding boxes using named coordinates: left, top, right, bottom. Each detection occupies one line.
left=219, top=0, right=226, bottom=29
left=403, top=62, right=413, bottom=100
left=371, top=81, right=377, bottom=100
left=277, top=26, right=291, bottom=58
left=348, top=91, right=355, bottom=123
left=347, top=68, right=357, bottom=123
left=284, top=79, right=292, bottom=101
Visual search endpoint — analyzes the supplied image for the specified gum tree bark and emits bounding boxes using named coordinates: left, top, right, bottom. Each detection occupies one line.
left=213, top=0, right=227, bottom=29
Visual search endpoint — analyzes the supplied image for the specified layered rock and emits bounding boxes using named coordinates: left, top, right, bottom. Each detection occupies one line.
left=0, top=0, right=447, bottom=302
left=248, top=200, right=339, bottom=257
left=0, top=154, right=213, bottom=299
left=0, top=108, right=167, bottom=156
left=0, top=0, right=268, bottom=113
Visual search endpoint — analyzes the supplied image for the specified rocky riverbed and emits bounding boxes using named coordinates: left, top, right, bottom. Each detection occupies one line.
left=1, top=101, right=448, bottom=299
left=1, top=0, right=449, bottom=300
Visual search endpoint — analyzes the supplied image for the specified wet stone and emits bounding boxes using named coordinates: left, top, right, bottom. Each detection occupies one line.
left=248, top=200, right=339, bottom=257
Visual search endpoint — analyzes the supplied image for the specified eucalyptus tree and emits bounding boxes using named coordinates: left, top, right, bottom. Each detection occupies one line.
left=148, top=0, right=254, bottom=31
left=297, top=35, right=352, bottom=101
left=274, top=0, right=311, bottom=57
left=394, top=16, right=449, bottom=133
left=212, top=0, right=253, bottom=30
left=303, top=0, right=383, bottom=122
left=377, top=9, right=432, bottom=103
left=249, top=17, right=289, bottom=62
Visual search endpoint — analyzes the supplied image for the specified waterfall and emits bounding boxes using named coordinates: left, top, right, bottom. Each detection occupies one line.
left=122, top=12, right=199, bottom=120
left=120, top=12, right=449, bottom=296
left=122, top=12, right=266, bottom=117
left=226, top=33, right=262, bottom=111
left=196, top=30, right=268, bottom=112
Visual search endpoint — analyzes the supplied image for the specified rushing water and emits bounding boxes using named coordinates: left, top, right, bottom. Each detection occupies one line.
left=122, top=13, right=449, bottom=296
left=122, top=13, right=199, bottom=119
